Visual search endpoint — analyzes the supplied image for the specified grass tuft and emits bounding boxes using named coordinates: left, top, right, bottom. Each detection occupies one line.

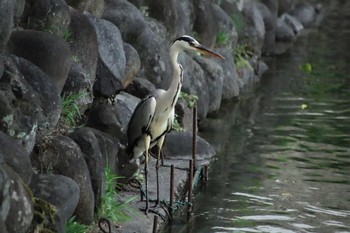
left=60, top=92, right=85, bottom=128
left=64, top=216, right=89, bottom=233
left=97, top=166, right=137, bottom=222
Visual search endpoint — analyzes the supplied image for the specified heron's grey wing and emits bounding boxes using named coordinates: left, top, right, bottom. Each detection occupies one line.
left=127, top=95, right=156, bottom=153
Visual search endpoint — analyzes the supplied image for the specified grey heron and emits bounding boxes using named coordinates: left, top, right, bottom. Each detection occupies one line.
left=126, top=35, right=224, bottom=213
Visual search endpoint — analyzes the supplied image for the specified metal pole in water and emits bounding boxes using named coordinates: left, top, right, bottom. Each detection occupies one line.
left=152, top=215, right=158, bottom=233
left=192, top=106, right=197, bottom=172
left=188, top=159, right=194, bottom=215
left=170, top=165, right=175, bottom=216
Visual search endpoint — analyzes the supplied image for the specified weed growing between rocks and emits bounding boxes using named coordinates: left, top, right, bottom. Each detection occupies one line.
left=64, top=216, right=89, bottom=233
left=97, top=166, right=137, bottom=222
left=59, top=92, right=85, bottom=130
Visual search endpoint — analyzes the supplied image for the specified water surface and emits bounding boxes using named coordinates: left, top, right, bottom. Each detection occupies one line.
left=162, top=2, right=350, bottom=233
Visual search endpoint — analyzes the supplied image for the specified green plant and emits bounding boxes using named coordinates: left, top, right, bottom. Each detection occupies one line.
left=71, top=55, right=79, bottom=62
left=172, top=115, right=184, bottom=132
left=233, top=43, right=254, bottom=71
left=97, top=166, right=137, bottom=222
left=216, top=31, right=229, bottom=46
left=179, top=92, right=198, bottom=109
left=64, top=216, right=89, bottom=233
left=60, top=92, right=85, bottom=128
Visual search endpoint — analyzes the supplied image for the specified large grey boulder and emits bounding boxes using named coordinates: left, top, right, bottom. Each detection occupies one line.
left=179, top=54, right=209, bottom=121
left=0, top=131, right=32, bottom=184
left=216, top=48, right=240, bottom=99
left=0, top=0, right=14, bottom=52
left=0, top=56, right=41, bottom=153
left=193, top=0, right=218, bottom=48
left=22, top=0, right=71, bottom=38
left=122, top=42, right=141, bottom=88
left=163, top=131, right=216, bottom=160
left=62, top=61, right=93, bottom=113
left=142, top=0, right=194, bottom=38
left=86, top=103, right=129, bottom=140
left=11, top=55, right=61, bottom=135
left=102, top=0, right=171, bottom=89
left=69, top=127, right=105, bottom=210
left=30, top=174, right=80, bottom=233
left=7, top=30, right=71, bottom=93
left=68, top=9, right=98, bottom=85
left=65, top=0, right=105, bottom=17
left=241, top=1, right=265, bottom=56
left=194, top=56, right=224, bottom=113
left=0, top=164, right=33, bottom=233
left=84, top=127, right=138, bottom=184
left=125, top=77, right=156, bottom=99
left=290, top=2, right=316, bottom=27
left=102, top=0, right=147, bottom=44
left=31, top=136, right=95, bottom=224
left=88, top=16, right=125, bottom=98
left=257, top=1, right=276, bottom=55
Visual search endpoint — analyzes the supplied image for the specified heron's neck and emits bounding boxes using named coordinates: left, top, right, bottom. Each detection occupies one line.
left=165, top=47, right=183, bottom=106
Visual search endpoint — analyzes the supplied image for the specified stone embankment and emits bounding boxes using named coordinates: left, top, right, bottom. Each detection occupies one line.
left=0, top=0, right=324, bottom=232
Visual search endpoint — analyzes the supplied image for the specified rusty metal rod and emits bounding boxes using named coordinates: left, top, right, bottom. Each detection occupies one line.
left=188, top=159, right=194, bottom=214
left=192, top=106, right=197, bottom=172
left=152, top=215, right=158, bottom=233
left=169, top=165, right=175, bottom=213
left=203, top=165, right=208, bottom=183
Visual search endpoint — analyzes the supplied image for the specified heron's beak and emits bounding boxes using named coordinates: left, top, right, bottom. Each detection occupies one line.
left=195, top=44, right=225, bottom=60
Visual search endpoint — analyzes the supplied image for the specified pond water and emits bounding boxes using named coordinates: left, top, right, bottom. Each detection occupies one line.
left=162, top=2, right=350, bottom=233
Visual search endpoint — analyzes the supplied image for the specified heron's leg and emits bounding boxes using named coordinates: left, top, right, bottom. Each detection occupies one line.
left=144, top=135, right=151, bottom=214
left=155, top=136, right=165, bottom=206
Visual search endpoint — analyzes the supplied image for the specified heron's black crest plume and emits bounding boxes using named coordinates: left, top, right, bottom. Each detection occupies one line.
left=173, top=35, right=197, bottom=45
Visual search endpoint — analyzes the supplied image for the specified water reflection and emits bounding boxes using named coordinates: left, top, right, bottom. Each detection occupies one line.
left=162, top=2, right=350, bottom=233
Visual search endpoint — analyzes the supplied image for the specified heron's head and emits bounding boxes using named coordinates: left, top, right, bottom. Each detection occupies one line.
left=172, top=35, right=225, bottom=60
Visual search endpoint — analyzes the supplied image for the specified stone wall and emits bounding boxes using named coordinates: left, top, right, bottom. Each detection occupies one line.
left=0, top=0, right=322, bottom=231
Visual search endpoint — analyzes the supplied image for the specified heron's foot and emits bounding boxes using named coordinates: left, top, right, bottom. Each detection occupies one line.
left=140, top=206, right=150, bottom=215
left=140, top=205, right=167, bottom=221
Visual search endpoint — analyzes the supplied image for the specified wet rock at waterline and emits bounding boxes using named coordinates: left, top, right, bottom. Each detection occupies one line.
left=163, top=131, right=216, bottom=161
left=7, top=30, right=71, bottom=93
left=193, top=55, right=224, bottom=113
left=0, top=164, right=33, bottom=233
left=30, top=174, right=80, bottom=233
left=216, top=48, right=240, bottom=99
left=31, top=136, right=95, bottom=224
left=0, top=131, right=32, bottom=184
